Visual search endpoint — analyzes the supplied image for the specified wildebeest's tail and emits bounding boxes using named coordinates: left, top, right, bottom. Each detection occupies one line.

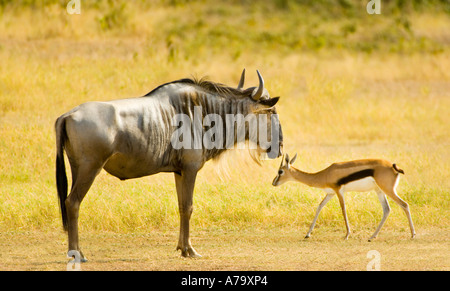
left=393, top=163, right=405, bottom=175
left=55, top=116, right=69, bottom=231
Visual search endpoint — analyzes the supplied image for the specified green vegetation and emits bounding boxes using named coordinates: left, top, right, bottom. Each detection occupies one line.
left=0, top=0, right=449, bottom=55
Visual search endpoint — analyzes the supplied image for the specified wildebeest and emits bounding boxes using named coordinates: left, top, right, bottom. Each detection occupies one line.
left=55, top=70, right=283, bottom=260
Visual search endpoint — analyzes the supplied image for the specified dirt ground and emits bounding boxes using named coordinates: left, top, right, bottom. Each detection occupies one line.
left=0, top=227, right=448, bottom=271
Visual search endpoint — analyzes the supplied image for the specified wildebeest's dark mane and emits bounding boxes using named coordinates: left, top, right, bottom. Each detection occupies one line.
left=190, top=77, right=253, bottom=99
left=143, top=77, right=253, bottom=99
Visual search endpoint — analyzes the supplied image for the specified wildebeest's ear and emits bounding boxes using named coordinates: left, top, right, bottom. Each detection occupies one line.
left=251, top=96, right=279, bottom=113
left=258, top=96, right=279, bottom=108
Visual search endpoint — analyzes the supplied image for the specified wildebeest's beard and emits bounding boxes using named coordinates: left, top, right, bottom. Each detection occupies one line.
left=167, top=71, right=283, bottom=164
left=265, top=111, right=283, bottom=159
left=170, top=103, right=283, bottom=163
left=250, top=109, right=283, bottom=161
left=227, top=112, right=282, bottom=164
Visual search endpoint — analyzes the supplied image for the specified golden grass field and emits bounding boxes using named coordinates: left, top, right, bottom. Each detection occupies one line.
left=0, top=1, right=449, bottom=270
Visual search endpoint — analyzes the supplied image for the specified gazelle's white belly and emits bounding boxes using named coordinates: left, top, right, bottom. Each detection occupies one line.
left=341, top=176, right=377, bottom=192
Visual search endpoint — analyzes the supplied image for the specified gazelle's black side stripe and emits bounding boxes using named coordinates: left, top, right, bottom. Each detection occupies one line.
left=337, top=169, right=374, bottom=186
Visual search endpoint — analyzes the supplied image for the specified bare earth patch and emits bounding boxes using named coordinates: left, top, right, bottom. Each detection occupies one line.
left=0, top=227, right=447, bottom=271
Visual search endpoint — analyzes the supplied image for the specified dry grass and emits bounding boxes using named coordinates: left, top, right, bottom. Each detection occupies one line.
left=1, top=228, right=448, bottom=271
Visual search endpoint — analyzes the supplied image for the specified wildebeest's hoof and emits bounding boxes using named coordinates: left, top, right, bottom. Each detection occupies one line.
left=177, top=246, right=202, bottom=258
left=67, top=250, right=88, bottom=263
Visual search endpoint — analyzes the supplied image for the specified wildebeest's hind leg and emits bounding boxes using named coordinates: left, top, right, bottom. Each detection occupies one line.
left=66, top=162, right=102, bottom=262
left=174, top=171, right=201, bottom=258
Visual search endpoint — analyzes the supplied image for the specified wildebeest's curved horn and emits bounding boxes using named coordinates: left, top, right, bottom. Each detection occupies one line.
left=252, top=70, right=264, bottom=101
left=237, top=68, right=245, bottom=89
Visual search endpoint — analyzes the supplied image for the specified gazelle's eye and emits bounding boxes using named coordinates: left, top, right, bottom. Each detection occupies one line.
left=278, top=170, right=283, bottom=175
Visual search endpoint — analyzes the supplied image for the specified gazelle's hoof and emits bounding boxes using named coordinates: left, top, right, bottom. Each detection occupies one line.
left=368, top=236, right=376, bottom=242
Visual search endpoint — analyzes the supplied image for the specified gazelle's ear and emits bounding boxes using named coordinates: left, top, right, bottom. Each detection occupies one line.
left=285, top=153, right=290, bottom=169
left=290, top=153, right=297, bottom=165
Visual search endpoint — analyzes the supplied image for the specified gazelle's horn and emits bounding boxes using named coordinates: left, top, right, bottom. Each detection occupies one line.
left=237, top=68, right=245, bottom=90
left=251, top=70, right=264, bottom=101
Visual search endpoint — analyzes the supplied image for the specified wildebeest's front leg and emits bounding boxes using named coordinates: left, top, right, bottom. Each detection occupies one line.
left=174, top=171, right=201, bottom=258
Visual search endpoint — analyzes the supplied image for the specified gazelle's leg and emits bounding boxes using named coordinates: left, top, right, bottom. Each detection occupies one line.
left=387, top=193, right=415, bottom=239
left=369, top=189, right=391, bottom=241
left=336, top=188, right=351, bottom=240
left=378, top=178, right=416, bottom=239
left=305, top=192, right=334, bottom=238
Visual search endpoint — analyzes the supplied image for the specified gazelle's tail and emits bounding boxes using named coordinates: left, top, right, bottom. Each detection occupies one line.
left=393, top=163, right=404, bottom=175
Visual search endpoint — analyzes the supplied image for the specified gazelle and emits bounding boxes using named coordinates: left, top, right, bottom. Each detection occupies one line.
left=272, top=154, right=416, bottom=241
